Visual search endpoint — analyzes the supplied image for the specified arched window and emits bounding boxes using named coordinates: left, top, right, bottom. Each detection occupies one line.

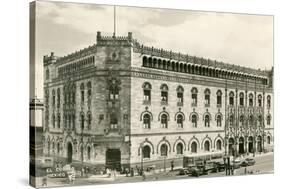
left=177, top=86, right=184, bottom=105
left=249, top=115, right=254, bottom=126
left=57, top=88, right=60, bottom=108
left=110, top=114, right=118, bottom=129
left=204, top=114, right=210, bottom=127
left=258, top=94, right=262, bottom=107
left=52, top=89, right=56, bottom=107
left=143, top=82, right=151, bottom=102
left=109, top=86, right=119, bottom=100
left=191, top=142, right=197, bottom=153
left=204, top=89, right=211, bottom=107
left=267, top=115, right=271, bottom=125
left=142, top=145, right=151, bottom=158
left=72, top=114, right=75, bottom=129
left=80, top=146, right=84, bottom=161
left=267, top=95, right=271, bottom=109
left=239, top=92, right=244, bottom=106
left=143, top=114, right=151, bottom=129
left=267, top=136, right=271, bottom=144
left=143, top=56, right=148, bottom=67
left=52, top=114, right=55, bottom=128
left=204, top=141, right=210, bottom=151
left=177, top=114, right=183, bottom=128
left=46, top=69, right=49, bottom=80
left=160, top=144, right=168, bottom=156
left=161, top=114, right=168, bottom=128
left=239, top=115, right=244, bottom=126
left=249, top=93, right=254, bottom=106
left=216, top=140, right=222, bottom=150
left=80, top=83, right=85, bottom=103
left=229, top=92, right=234, bottom=106
left=87, top=81, right=92, bottom=100
left=229, top=114, right=234, bottom=127
left=57, top=113, right=61, bottom=129
left=191, top=87, right=198, bottom=106
left=87, top=113, right=92, bottom=130
left=80, top=113, right=85, bottom=130
left=160, top=84, right=168, bottom=103
left=258, top=115, right=263, bottom=126
left=87, top=146, right=91, bottom=160
left=192, top=114, right=197, bottom=128
left=176, top=143, right=183, bottom=155
left=216, top=90, right=222, bottom=107
left=52, top=142, right=55, bottom=153
left=217, top=114, right=222, bottom=127
left=57, top=143, right=60, bottom=154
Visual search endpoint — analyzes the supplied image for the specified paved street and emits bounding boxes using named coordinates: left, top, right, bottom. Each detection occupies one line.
left=36, top=152, right=274, bottom=187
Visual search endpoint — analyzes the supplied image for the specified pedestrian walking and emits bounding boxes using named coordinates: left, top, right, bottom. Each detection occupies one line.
left=142, top=170, right=146, bottom=181
left=113, top=169, right=117, bottom=180
left=170, top=161, right=174, bottom=171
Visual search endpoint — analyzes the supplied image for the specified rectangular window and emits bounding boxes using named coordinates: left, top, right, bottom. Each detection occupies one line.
left=205, top=95, right=210, bottom=105
left=229, top=97, right=234, bottom=106
left=144, top=90, right=151, bottom=101
left=258, top=99, right=262, bottom=107
left=161, top=91, right=168, bottom=102
left=177, top=93, right=183, bottom=103
left=192, top=94, right=197, bottom=106
left=81, top=91, right=84, bottom=103
left=249, top=99, right=253, bottom=106
left=217, top=96, right=222, bottom=105
left=240, top=98, right=244, bottom=106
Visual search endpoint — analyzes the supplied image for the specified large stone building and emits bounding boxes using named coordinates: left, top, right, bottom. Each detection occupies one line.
left=43, top=32, right=273, bottom=170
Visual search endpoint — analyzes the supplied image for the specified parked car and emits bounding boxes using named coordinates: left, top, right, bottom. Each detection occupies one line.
left=212, top=161, right=226, bottom=172
left=241, top=158, right=255, bottom=167
left=204, top=162, right=216, bottom=173
left=232, top=158, right=242, bottom=169
left=178, top=168, right=190, bottom=176
left=189, top=166, right=208, bottom=177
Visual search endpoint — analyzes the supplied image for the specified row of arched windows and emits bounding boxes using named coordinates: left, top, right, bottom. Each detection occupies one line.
left=142, top=56, right=268, bottom=85
left=228, top=114, right=271, bottom=126
left=80, top=112, right=92, bottom=130
left=142, top=111, right=223, bottom=129
left=80, top=81, right=92, bottom=104
left=141, top=138, right=223, bottom=159
left=142, top=82, right=271, bottom=108
left=47, top=141, right=92, bottom=160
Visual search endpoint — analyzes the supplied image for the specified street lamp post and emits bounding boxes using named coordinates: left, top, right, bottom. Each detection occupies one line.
left=140, top=145, right=143, bottom=172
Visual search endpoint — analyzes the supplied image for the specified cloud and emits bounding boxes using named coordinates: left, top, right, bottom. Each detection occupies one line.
left=34, top=1, right=273, bottom=98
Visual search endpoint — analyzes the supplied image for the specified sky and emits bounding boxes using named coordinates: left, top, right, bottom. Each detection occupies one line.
left=34, top=1, right=273, bottom=98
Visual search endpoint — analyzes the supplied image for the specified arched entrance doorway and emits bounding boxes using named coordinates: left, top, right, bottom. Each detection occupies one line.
left=228, top=138, right=235, bottom=156
left=106, top=149, right=121, bottom=171
left=248, top=136, right=253, bottom=153
left=257, top=136, right=262, bottom=153
left=67, top=142, right=73, bottom=163
left=238, top=137, right=244, bottom=154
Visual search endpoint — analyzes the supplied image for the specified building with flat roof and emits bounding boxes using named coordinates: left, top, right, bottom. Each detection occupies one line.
left=43, top=32, right=273, bottom=170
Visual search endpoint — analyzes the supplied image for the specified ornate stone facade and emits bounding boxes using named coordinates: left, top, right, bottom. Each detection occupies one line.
left=43, top=32, right=273, bottom=170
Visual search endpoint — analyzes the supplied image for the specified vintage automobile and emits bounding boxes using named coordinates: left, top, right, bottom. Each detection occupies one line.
left=178, top=168, right=190, bottom=176
left=241, top=158, right=256, bottom=167
left=232, top=158, right=242, bottom=169
left=210, top=161, right=225, bottom=172
left=189, top=165, right=208, bottom=177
